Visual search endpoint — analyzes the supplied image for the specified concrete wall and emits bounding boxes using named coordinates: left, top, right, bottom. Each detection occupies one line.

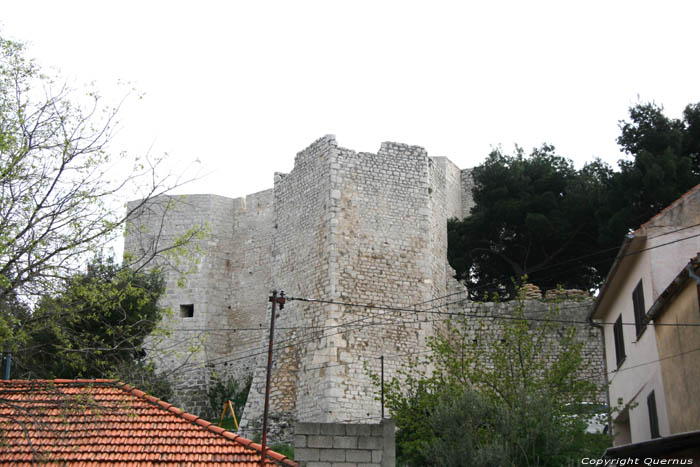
left=294, top=420, right=395, bottom=467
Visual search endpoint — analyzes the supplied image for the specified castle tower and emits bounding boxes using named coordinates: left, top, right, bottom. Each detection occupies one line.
left=125, top=135, right=472, bottom=432
left=240, top=136, right=468, bottom=432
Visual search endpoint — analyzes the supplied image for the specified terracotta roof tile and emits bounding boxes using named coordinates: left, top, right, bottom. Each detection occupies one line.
left=0, top=379, right=297, bottom=466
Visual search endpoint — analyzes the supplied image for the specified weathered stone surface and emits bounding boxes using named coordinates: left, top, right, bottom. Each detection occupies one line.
left=125, top=136, right=605, bottom=443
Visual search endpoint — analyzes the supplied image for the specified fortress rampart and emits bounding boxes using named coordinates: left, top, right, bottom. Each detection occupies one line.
left=125, top=135, right=603, bottom=441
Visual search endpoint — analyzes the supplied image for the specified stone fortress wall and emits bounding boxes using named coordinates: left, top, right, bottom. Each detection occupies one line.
left=124, top=135, right=604, bottom=438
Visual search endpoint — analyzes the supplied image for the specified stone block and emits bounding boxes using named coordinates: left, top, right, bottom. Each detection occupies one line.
left=321, top=423, right=346, bottom=436
left=346, top=449, right=372, bottom=462
left=332, top=436, right=357, bottom=449
left=358, top=436, right=382, bottom=450
left=296, top=422, right=321, bottom=435
left=370, top=424, right=383, bottom=437
left=306, top=463, right=331, bottom=467
left=320, top=448, right=346, bottom=462
left=295, top=448, right=320, bottom=462
left=294, top=434, right=307, bottom=448
left=308, top=435, right=334, bottom=448
left=346, top=424, right=371, bottom=436
left=372, top=450, right=383, bottom=463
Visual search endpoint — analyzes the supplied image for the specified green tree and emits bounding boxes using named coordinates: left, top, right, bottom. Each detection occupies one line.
left=13, top=257, right=173, bottom=400
left=374, top=290, right=609, bottom=466
left=448, top=101, right=700, bottom=297
left=597, top=101, right=700, bottom=245
left=0, top=31, right=202, bottom=398
left=207, top=373, right=253, bottom=423
left=448, top=145, right=611, bottom=298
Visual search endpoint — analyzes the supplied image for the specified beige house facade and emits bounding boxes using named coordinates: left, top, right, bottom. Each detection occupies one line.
left=590, top=184, right=700, bottom=447
left=648, top=255, right=700, bottom=435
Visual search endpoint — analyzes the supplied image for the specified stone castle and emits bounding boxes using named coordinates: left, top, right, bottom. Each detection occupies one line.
left=125, top=135, right=603, bottom=439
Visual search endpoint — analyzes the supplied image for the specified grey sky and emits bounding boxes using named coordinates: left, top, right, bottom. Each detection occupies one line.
left=3, top=0, right=700, bottom=199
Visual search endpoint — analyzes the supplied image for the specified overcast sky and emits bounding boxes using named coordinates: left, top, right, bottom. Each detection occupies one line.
left=3, top=1, right=700, bottom=199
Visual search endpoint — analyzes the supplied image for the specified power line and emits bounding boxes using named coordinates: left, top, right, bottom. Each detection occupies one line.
left=163, top=223, right=700, bottom=338
left=450, top=222, right=700, bottom=296
left=161, top=223, right=700, bottom=378
left=288, top=295, right=700, bottom=328
left=608, top=346, right=700, bottom=375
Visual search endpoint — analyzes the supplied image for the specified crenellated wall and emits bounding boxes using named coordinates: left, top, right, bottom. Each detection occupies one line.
left=124, top=135, right=604, bottom=442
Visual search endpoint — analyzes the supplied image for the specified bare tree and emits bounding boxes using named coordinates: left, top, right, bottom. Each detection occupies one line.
left=0, top=33, right=197, bottom=303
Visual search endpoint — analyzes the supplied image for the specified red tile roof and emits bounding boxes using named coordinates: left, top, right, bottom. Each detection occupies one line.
left=0, top=379, right=297, bottom=466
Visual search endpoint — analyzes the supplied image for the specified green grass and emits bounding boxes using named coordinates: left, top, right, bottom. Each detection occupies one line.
left=269, top=443, right=294, bottom=460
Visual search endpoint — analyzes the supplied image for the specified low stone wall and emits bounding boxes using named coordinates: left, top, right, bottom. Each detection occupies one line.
left=294, top=420, right=395, bottom=467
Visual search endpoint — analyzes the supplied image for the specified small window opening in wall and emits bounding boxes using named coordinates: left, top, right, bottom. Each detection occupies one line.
left=180, top=304, right=194, bottom=318
left=614, top=315, right=626, bottom=367
left=633, top=280, right=647, bottom=337
left=648, top=391, right=660, bottom=439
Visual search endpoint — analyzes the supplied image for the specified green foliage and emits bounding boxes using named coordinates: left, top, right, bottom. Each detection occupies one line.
left=448, top=145, right=611, bottom=298
left=597, top=101, right=700, bottom=245
left=269, top=443, right=294, bottom=460
left=423, top=390, right=609, bottom=467
left=372, top=290, right=610, bottom=466
left=13, top=256, right=167, bottom=380
left=449, top=101, right=700, bottom=297
left=0, top=291, right=30, bottom=352
left=207, top=373, right=252, bottom=422
left=248, top=432, right=294, bottom=460
left=111, top=360, right=174, bottom=403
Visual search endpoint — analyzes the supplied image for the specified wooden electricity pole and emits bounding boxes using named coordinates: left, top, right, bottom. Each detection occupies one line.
left=260, top=290, right=285, bottom=466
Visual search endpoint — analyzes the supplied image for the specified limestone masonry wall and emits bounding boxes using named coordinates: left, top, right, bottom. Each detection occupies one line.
left=124, top=135, right=605, bottom=441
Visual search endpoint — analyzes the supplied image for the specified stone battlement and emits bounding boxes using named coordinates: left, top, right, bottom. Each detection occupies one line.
left=124, top=136, right=603, bottom=443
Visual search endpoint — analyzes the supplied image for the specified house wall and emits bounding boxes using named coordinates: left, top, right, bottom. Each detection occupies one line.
left=602, top=250, right=670, bottom=445
left=597, top=188, right=700, bottom=446
left=638, top=187, right=700, bottom=299
left=655, top=280, right=700, bottom=434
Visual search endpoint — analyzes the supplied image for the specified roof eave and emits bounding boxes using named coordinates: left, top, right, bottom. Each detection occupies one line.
left=645, top=254, right=700, bottom=324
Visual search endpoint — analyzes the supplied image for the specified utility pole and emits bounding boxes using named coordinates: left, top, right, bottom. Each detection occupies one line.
left=260, top=290, right=285, bottom=466
left=3, top=354, right=10, bottom=380
left=380, top=355, right=384, bottom=419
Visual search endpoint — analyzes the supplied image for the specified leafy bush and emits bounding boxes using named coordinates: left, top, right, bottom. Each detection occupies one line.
left=371, top=288, right=611, bottom=466
left=207, top=373, right=252, bottom=422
